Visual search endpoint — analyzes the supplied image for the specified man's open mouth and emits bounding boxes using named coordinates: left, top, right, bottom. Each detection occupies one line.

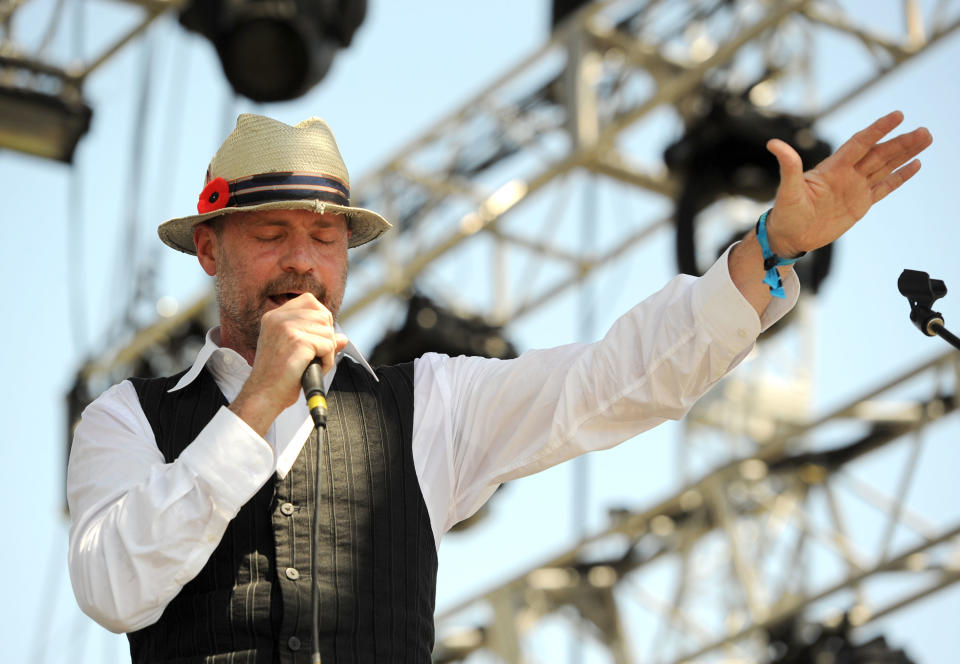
left=267, top=292, right=304, bottom=306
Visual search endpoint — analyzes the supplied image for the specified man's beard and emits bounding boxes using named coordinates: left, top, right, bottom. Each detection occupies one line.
left=215, top=257, right=346, bottom=354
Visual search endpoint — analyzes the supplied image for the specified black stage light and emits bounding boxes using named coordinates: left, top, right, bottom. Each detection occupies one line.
left=665, top=93, right=834, bottom=294
left=0, top=56, right=92, bottom=163
left=552, top=0, right=595, bottom=28
left=369, top=293, right=517, bottom=368
left=179, top=0, right=367, bottom=102
left=766, top=617, right=916, bottom=664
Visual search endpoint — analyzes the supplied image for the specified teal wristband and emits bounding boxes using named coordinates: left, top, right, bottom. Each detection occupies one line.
left=755, top=209, right=804, bottom=299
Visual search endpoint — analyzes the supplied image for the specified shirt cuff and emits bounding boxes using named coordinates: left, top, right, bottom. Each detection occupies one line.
left=177, top=406, right=275, bottom=515
left=692, top=244, right=801, bottom=345
left=691, top=245, right=762, bottom=352
left=760, top=268, right=800, bottom=331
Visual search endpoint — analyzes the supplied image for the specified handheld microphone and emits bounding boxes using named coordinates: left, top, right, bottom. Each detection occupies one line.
left=301, top=358, right=327, bottom=428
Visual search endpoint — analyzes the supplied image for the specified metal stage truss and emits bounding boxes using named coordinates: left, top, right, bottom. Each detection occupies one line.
left=431, top=348, right=960, bottom=662
left=1, top=0, right=185, bottom=84
left=66, top=0, right=960, bottom=377
left=47, top=0, right=960, bottom=661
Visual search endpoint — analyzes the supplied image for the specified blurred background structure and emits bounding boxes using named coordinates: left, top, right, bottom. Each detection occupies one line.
left=1, top=1, right=959, bottom=662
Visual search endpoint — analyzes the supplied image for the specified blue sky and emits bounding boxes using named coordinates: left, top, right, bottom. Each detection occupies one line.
left=1, top=1, right=958, bottom=661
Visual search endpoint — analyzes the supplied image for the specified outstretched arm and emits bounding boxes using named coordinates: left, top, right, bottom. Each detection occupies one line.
left=731, top=110, right=933, bottom=315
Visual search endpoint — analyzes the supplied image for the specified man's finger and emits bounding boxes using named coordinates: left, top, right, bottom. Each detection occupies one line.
left=859, top=127, right=933, bottom=180
left=296, top=294, right=333, bottom=319
left=315, top=331, right=349, bottom=375
left=834, top=110, right=905, bottom=166
left=871, top=159, right=922, bottom=203
left=317, top=336, right=338, bottom=374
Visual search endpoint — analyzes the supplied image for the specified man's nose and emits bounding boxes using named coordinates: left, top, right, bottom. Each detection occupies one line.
left=279, top=240, right=315, bottom=273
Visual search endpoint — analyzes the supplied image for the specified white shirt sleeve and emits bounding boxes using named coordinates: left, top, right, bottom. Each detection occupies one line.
left=66, top=380, right=275, bottom=633
left=67, top=246, right=799, bottom=629
left=412, top=246, right=799, bottom=541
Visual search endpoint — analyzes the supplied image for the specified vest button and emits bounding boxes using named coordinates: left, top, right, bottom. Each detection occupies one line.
left=287, top=635, right=301, bottom=651
left=285, top=567, right=300, bottom=580
left=280, top=502, right=295, bottom=516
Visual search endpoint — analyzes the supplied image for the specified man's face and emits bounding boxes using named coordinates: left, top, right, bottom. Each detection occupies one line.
left=196, top=208, right=351, bottom=356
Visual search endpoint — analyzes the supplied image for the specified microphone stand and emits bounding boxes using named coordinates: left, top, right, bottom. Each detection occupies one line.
left=302, top=361, right=328, bottom=664
left=898, top=269, right=960, bottom=350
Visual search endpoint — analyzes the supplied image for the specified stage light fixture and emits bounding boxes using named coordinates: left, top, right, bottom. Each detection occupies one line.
left=179, top=0, right=367, bottom=102
left=665, top=93, right=834, bottom=294
left=766, top=617, right=916, bottom=663
left=369, top=293, right=517, bottom=368
left=0, top=56, right=92, bottom=163
left=551, top=0, right=595, bottom=28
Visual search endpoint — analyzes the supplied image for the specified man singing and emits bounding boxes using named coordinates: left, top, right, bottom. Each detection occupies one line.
left=67, top=111, right=931, bottom=662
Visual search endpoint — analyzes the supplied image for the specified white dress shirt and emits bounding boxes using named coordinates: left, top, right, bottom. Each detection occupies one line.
left=67, top=247, right=798, bottom=633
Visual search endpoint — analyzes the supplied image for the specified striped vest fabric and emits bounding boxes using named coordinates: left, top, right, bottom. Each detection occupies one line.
left=126, top=360, right=437, bottom=663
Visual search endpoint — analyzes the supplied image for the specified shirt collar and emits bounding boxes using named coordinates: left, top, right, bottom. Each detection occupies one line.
left=169, top=325, right=377, bottom=392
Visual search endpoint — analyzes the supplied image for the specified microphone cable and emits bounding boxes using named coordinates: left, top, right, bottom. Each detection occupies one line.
left=302, top=359, right=327, bottom=664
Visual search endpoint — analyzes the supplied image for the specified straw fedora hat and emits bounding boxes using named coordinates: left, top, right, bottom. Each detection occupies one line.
left=158, top=114, right=392, bottom=254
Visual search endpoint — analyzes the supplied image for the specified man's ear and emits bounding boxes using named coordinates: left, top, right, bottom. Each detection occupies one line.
left=194, top=223, right=218, bottom=276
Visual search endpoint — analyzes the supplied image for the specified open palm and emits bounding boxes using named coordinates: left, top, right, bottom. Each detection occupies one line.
left=766, top=111, right=932, bottom=257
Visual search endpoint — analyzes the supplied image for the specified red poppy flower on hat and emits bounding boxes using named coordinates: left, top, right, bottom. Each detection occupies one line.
left=197, top=177, right=230, bottom=214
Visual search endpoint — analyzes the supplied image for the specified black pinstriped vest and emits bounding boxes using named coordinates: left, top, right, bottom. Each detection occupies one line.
left=125, top=360, right=437, bottom=663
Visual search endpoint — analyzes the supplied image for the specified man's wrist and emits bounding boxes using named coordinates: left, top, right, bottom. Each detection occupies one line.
left=763, top=208, right=805, bottom=259
left=229, top=388, right=282, bottom=438
left=755, top=209, right=805, bottom=300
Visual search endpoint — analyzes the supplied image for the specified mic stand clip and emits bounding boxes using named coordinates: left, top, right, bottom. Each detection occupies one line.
left=898, top=269, right=960, bottom=350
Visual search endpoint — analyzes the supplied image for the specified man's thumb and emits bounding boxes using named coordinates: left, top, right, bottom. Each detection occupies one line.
left=767, top=138, right=804, bottom=192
